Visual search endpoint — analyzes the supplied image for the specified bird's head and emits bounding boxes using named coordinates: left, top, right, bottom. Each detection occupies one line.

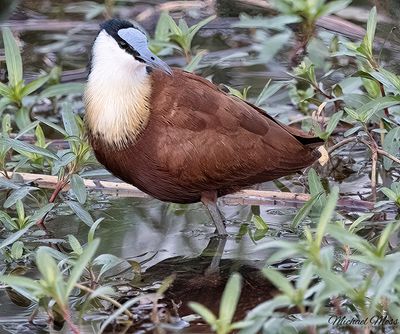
left=91, top=19, right=172, bottom=75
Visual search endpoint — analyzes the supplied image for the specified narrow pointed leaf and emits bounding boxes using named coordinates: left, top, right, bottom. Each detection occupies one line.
left=20, top=75, right=49, bottom=97
left=219, top=273, right=242, bottom=325
left=40, top=83, right=85, bottom=98
left=65, top=238, right=99, bottom=297
left=2, top=28, right=23, bottom=88
left=70, top=174, right=87, bottom=204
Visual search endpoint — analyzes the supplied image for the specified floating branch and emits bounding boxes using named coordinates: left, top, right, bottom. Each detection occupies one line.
left=3, top=172, right=374, bottom=211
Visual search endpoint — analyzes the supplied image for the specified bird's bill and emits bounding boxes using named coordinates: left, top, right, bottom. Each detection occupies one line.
left=118, top=28, right=172, bottom=75
left=137, top=48, right=173, bottom=75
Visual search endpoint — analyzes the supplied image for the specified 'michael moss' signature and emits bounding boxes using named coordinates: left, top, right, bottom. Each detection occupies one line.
left=329, top=315, right=398, bottom=327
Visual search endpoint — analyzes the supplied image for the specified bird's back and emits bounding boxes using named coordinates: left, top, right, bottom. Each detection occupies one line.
left=90, top=69, right=322, bottom=203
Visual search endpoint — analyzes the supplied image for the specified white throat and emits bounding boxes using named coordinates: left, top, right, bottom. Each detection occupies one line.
left=85, top=30, right=151, bottom=149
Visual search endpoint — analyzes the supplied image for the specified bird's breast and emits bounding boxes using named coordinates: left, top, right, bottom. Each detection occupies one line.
left=84, top=58, right=152, bottom=150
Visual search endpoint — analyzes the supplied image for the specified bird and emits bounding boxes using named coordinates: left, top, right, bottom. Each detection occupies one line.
left=84, top=19, right=324, bottom=235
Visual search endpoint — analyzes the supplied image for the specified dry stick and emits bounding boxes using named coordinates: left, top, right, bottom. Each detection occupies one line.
left=75, top=283, right=134, bottom=319
left=327, top=136, right=358, bottom=154
left=379, top=83, right=390, bottom=118
left=331, top=136, right=400, bottom=202
left=4, top=172, right=375, bottom=211
left=360, top=137, right=379, bottom=202
left=377, top=149, right=400, bottom=165
left=370, top=148, right=378, bottom=202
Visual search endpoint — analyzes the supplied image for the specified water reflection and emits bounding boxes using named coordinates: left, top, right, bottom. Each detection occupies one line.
left=49, top=196, right=285, bottom=268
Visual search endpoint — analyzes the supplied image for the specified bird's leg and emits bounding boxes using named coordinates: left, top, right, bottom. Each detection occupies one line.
left=201, top=191, right=227, bottom=236
left=205, top=236, right=227, bottom=275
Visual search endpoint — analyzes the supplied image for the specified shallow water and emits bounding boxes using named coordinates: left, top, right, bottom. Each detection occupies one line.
left=0, top=0, right=399, bottom=333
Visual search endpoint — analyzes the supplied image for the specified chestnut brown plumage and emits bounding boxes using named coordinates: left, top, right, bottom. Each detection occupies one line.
left=85, top=19, right=323, bottom=235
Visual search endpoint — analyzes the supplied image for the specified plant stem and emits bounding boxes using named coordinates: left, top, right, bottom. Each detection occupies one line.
left=62, top=308, right=80, bottom=334
left=0, top=169, right=10, bottom=179
left=36, top=177, right=69, bottom=229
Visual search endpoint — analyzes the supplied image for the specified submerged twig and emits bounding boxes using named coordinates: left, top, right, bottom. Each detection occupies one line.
left=377, top=149, right=400, bottom=165
left=75, top=283, right=134, bottom=319
left=328, top=136, right=358, bottom=154
left=2, top=172, right=375, bottom=211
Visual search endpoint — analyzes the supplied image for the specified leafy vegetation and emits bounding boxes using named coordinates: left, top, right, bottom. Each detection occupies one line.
left=0, top=1, right=399, bottom=333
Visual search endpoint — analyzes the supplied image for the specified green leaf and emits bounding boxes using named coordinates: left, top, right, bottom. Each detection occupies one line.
left=15, top=199, right=24, bottom=220
left=376, top=222, right=400, bottom=257
left=371, top=258, right=400, bottom=310
left=383, top=127, right=400, bottom=170
left=0, top=210, right=15, bottom=228
left=184, top=50, right=206, bottom=72
left=15, top=107, right=31, bottom=130
left=344, top=107, right=361, bottom=121
left=154, top=11, right=172, bottom=42
left=307, top=168, right=326, bottom=207
left=259, top=31, right=291, bottom=64
left=255, top=81, right=286, bottom=106
left=262, top=268, right=295, bottom=296
left=88, top=218, right=105, bottom=243
left=65, top=239, right=99, bottom=297
left=70, top=174, right=87, bottom=204
left=3, top=186, right=37, bottom=208
left=0, top=177, right=19, bottom=189
left=20, top=75, right=50, bottom=97
left=380, top=187, right=397, bottom=201
left=187, top=15, right=216, bottom=47
left=35, top=117, right=68, bottom=136
left=251, top=214, right=268, bottom=230
left=315, top=186, right=339, bottom=247
left=0, top=221, right=35, bottom=249
left=14, top=120, right=40, bottom=139
left=40, top=83, right=85, bottom=98
left=66, top=201, right=94, bottom=226
left=189, top=302, right=217, bottom=325
left=324, top=110, right=343, bottom=139
left=3, top=138, right=59, bottom=161
left=358, top=96, right=400, bottom=122
left=291, top=193, right=322, bottom=228
left=369, top=69, right=400, bottom=93
left=219, top=273, right=242, bottom=325
left=61, top=103, right=80, bottom=137
left=35, top=124, right=46, bottom=148
left=30, top=203, right=54, bottom=223
left=36, top=248, right=62, bottom=290
left=11, top=240, right=24, bottom=259
left=68, top=234, right=83, bottom=255
left=2, top=28, right=23, bottom=88
left=349, top=213, right=374, bottom=233
left=366, top=7, right=377, bottom=54
left=234, top=14, right=300, bottom=30
left=317, top=0, right=352, bottom=18
left=0, top=82, right=12, bottom=97
left=0, top=275, right=43, bottom=293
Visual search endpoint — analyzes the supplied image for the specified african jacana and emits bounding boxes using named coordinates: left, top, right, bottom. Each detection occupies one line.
left=84, top=19, right=323, bottom=235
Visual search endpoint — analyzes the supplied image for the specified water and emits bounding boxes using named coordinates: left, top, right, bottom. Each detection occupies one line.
left=0, top=0, right=399, bottom=333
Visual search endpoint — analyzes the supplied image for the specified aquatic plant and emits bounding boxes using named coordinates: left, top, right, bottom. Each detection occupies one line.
left=0, top=1, right=399, bottom=333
